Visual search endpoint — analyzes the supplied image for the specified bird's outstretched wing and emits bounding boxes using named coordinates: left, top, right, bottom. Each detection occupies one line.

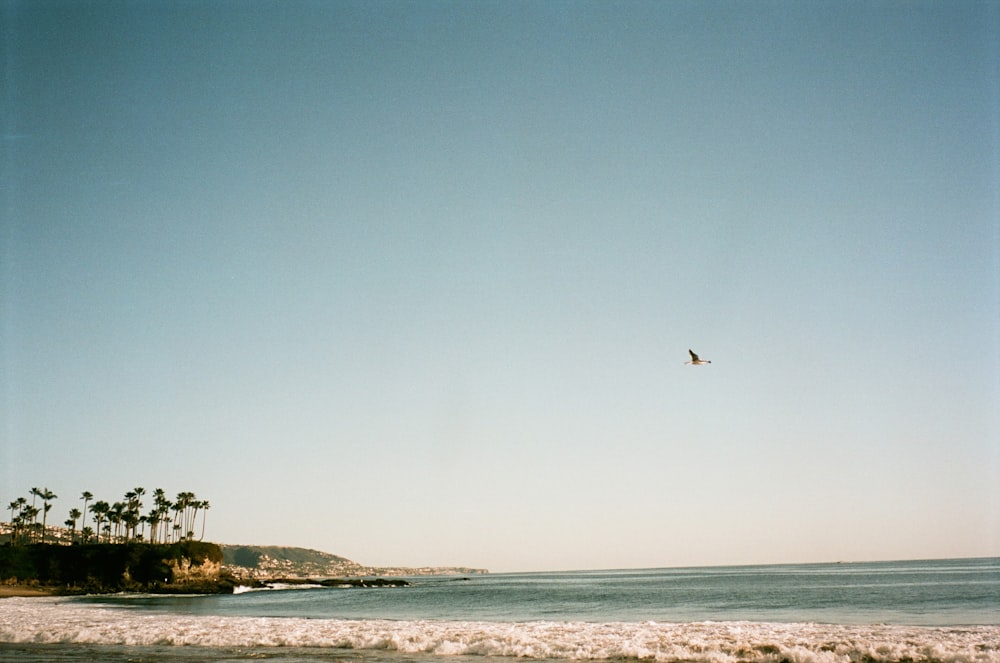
left=688, top=349, right=700, bottom=361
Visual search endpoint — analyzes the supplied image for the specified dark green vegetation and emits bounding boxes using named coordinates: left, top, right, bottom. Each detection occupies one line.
left=3, top=486, right=225, bottom=594
left=0, top=541, right=231, bottom=594
left=4, top=487, right=486, bottom=595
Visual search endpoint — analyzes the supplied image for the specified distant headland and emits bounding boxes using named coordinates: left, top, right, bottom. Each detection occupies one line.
left=219, top=544, right=487, bottom=579
left=2, top=485, right=486, bottom=596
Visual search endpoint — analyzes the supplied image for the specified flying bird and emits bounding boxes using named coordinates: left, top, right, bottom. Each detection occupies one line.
left=685, top=349, right=711, bottom=365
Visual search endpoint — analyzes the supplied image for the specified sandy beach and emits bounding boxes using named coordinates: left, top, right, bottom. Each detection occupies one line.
left=0, top=585, right=55, bottom=598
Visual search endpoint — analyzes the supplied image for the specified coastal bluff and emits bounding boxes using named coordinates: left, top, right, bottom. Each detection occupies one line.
left=1, top=541, right=488, bottom=596
left=0, top=541, right=233, bottom=594
left=221, top=544, right=488, bottom=579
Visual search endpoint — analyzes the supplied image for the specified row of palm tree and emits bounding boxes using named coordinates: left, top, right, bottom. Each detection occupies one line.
left=5, top=487, right=210, bottom=546
left=5, top=487, right=57, bottom=545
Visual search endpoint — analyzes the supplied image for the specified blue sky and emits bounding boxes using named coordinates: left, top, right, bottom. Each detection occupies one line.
left=2, top=1, right=998, bottom=572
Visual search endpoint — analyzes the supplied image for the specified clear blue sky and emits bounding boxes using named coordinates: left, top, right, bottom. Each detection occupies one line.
left=2, top=1, right=998, bottom=572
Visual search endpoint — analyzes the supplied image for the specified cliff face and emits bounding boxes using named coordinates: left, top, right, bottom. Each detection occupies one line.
left=0, top=541, right=233, bottom=594
left=169, top=556, right=223, bottom=582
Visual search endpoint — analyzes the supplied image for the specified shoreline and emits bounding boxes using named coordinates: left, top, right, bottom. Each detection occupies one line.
left=0, top=575, right=412, bottom=598
left=0, top=585, right=56, bottom=598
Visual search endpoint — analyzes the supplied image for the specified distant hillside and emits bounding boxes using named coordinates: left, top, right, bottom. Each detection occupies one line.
left=220, top=544, right=487, bottom=578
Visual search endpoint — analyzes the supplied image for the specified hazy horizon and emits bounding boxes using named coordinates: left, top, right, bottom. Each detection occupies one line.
left=4, top=511, right=998, bottom=573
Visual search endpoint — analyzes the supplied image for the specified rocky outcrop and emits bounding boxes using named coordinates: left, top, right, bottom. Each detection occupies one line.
left=258, top=577, right=410, bottom=589
left=2, top=541, right=486, bottom=595
left=169, top=556, right=223, bottom=582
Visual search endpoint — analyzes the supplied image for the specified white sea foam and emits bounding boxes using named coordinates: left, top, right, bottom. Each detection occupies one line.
left=2, top=598, right=998, bottom=663
left=232, top=583, right=326, bottom=594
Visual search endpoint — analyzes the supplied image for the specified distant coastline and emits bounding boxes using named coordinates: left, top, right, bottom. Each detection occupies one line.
left=0, top=540, right=487, bottom=597
left=3, top=485, right=486, bottom=597
left=219, top=544, right=488, bottom=580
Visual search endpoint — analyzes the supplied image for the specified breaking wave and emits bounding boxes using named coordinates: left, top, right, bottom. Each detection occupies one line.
left=2, top=598, right=998, bottom=663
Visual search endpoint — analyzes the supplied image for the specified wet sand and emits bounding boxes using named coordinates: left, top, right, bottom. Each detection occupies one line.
left=0, top=586, right=55, bottom=598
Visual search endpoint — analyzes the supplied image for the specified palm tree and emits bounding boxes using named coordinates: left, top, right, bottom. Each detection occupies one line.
left=146, top=506, right=163, bottom=544
left=7, top=498, right=26, bottom=544
left=22, top=506, right=40, bottom=544
left=198, top=501, right=211, bottom=540
left=123, top=492, right=136, bottom=540
left=124, top=511, right=140, bottom=542
left=10, top=513, right=24, bottom=545
left=29, top=488, right=41, bottom=541
left=129, top=487, right=146, bottom=541
left=189, top=497, right=203, bottom=540
left=14, top=498, right=28, bottom=544
left=80, top=491, right=93, bottom=534
left=171, top=497, right=186, bottom=541
left=90, top=501, right=110, bottom=543
left=42, top=503, right=52, bottom=542
left=80, top=526, right=94, bottom=544
left=65, top=507, right=82, bottom=544
left=152, top=489, right=170, bottom=543
left=39, top=488, right=57, bottom=544
left=173, top=492, right=196, bottom=540
left=110, top=502, right=125, bottom=541
left=6, top=500, right=19, bottom=535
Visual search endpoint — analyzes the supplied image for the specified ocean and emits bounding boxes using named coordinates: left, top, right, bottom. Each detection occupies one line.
left=1, top=557, right=997, bottom=662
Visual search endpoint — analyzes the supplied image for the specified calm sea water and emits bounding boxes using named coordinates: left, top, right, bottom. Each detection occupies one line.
left=2, top=558, right=998, bottom=662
